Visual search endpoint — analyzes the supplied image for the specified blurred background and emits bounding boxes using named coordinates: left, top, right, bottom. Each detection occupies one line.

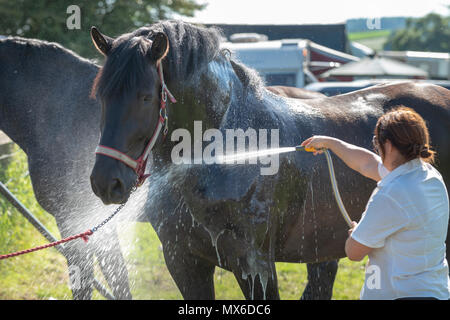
left=1, top=0, right=449, bottom=90
left=0, top=0, right=449, bottom=299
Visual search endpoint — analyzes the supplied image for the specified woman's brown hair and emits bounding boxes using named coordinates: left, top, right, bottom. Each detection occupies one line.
left=374, top=106, right=435, bottom=163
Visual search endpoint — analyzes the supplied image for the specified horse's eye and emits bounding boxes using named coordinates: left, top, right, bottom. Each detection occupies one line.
left=142, top=95, right=151, bottom=102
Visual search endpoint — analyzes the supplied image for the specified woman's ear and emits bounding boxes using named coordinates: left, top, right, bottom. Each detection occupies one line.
left=148, top=32, right=169, bottom=63
left=382, top=139, right=393, bottom=158
left=90, top=26, right=114, bottom=56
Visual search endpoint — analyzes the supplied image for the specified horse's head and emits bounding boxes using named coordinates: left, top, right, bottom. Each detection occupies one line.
left=89, top=26, right=173, bottom=204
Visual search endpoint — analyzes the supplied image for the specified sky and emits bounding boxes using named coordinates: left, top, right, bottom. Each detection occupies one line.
left=183, top=0, right=450, bottom=24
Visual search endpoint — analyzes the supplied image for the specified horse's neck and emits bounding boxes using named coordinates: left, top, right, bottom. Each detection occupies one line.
left=0, top=61, right=38, bottom=154
left=0, top=52, right=99, bottom=155
left=155, top=58, right=243, bottom=161
left=169, top=58, right=237, bottom=125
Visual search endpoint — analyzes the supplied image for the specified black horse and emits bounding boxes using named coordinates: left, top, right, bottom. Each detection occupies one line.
left=0, top=36, right=336, bottom=299
left=90, top=20, right=450, bottom=300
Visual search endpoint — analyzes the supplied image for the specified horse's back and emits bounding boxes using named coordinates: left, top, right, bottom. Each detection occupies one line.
left=274, top=81, right=450, bottom=262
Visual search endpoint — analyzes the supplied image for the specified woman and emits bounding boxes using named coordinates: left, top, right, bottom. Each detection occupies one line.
left=301, top=106, right=450, bottom=300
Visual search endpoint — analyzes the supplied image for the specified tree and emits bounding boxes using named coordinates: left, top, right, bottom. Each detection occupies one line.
left=383, top=12, right=450, bottom=52
left=0, top=0, right=206, bottom=58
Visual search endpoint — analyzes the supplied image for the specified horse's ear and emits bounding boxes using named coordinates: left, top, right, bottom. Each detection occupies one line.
left=149, top=32, right=169, bottom=63
left=90, top=26, right=113, bottom=56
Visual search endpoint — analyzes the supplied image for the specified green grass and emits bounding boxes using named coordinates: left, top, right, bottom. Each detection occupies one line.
left=0, top=145, right=72, bottom=299
left=348, top=30, right=391, bottom=51
left=0, top=145, right=366, bottom=299
left=348, top=30, right=391, bottom=41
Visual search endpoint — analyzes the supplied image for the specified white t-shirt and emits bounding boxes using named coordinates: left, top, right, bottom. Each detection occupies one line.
left=352, top=158, right=450, bottom=300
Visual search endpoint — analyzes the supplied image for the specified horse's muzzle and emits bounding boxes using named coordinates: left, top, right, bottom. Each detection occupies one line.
left=90, top=157, right=130, bottom=205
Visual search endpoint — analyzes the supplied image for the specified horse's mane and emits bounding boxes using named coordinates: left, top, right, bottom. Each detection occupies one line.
left=147, top=20, right=224, bottom=81
left=229, top=58, right=265, bottom=98
left=0, top=36, right=98, bottom=67
left=93, top=20, right=265, bottom=99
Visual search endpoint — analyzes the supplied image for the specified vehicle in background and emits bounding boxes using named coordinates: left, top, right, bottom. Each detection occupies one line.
left=349, top=41, right=374, bottom=58
left=319, top=54, right=429, bottom=81
left=222, top=34, right=359, bottom=88
left=379, top=51, right=450, bottom=80
left=304, top=79, right=450, bottom=96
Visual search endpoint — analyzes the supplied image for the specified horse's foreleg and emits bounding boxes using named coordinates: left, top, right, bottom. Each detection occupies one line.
left=163, top=245, right=216, bottom=300
left=92, top=224, right=132, bottom=300
left=55, top=218, right=94, bottom=300
left=300, top=260, right=338, bottom=300
left=232, top=253, right=280, bottom=300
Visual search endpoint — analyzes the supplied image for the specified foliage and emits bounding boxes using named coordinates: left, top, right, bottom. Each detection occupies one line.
left=0, top=0, right=206, bottom=58
left=384, top=12, right=450, bottom=52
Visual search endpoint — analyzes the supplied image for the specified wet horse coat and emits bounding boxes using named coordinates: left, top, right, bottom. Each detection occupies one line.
left=0, top=36, right=337, bottom=299
left=0, top=37, right=132, bottom=299
left=89, top=21, right=450, bottom=299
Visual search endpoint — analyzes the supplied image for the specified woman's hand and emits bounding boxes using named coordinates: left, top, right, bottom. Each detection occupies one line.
left=301, top=135, right=382, bottom=182
left=300, top=135, right=334, bottom=156
left=348, top=221, right=358, bottom=236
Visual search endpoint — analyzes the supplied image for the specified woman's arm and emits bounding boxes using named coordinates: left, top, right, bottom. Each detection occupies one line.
left=345, top=222, right=373, bottom=261
left=301, top=136, right=382, bottom=182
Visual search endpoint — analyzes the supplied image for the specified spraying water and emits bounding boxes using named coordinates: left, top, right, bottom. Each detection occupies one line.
left=216, top=147, right=296, bottom=164
left=217, top=145, right=352, bottom=228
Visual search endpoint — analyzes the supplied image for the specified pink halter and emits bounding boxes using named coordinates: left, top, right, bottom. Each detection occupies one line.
left=95, top=62, right=177, bottom=186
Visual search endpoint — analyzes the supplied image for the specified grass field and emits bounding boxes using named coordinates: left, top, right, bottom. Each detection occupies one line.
left=348, top=30, right=391, bottom=51
left=0, top=145, right=367, bottom=300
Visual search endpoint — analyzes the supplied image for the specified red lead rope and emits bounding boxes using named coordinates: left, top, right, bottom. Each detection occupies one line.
left=0, top=229, right=93, bottom=261
left=1, top=187, right=131, bottom=261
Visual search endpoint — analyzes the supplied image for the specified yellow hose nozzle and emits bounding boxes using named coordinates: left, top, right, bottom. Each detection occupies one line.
left=295, top=145, right=318, bottom=153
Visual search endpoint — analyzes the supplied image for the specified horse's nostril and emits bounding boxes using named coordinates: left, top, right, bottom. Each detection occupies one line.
left=110, top=178, right=125, bottom=197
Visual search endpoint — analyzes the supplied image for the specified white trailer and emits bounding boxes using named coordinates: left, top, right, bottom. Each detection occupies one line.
left=379, top=51, right=450, bottom=80
left=222, top=35, right=359, bottom=88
